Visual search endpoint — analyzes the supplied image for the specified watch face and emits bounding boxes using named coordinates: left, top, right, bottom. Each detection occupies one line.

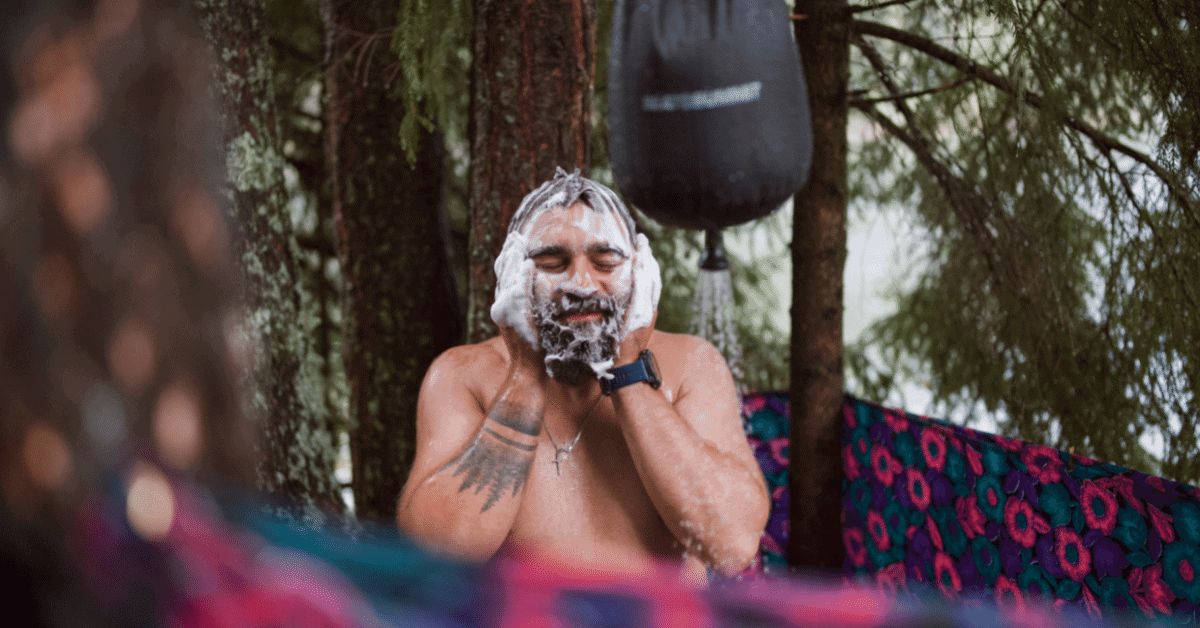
left=640, top=350, right=661, bottom=389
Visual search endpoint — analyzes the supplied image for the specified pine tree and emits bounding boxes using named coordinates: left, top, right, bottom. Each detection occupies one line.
left=838, top=0, right=1198, bottom=481
left=323, top=0, right=463, bottom=522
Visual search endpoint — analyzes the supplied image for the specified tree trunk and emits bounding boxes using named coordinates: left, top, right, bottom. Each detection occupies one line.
left=196, top=0, right=343, bottom=516
left=324, top=0, right=463, bottom=522
left=789, top=0, right=849, bottom=570
left=465, top=0, right=597, bottom=343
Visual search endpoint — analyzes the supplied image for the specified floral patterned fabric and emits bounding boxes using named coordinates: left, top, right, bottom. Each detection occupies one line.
left=73, top=463, right=1132, bottom=628
left=741, top=392, right=1200, bottom=621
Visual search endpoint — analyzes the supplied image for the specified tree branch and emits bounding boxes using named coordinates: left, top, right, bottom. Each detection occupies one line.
left=848, top=75, right=975, bottom=105
left=1100, top=150, right=1199, bottom=316
left=852, top=18, right=1199, bottom=228
left=848, top=0, right=915, bottom=14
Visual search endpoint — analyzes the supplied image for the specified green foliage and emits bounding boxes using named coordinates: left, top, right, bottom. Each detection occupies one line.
left=845, top=0, right=1198, bottom=480
left=391, top=0, right=471, bottom=163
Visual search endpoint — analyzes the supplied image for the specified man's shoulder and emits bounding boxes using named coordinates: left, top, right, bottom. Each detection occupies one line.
left=648, top=329, right=718, bottom=357
left=648, top=330, right=729, bottom=381
left=429, top=337, right=507, bottom=375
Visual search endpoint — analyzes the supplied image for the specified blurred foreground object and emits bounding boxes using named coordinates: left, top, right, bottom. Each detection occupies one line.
left=0, top=0, right=248, bottom=622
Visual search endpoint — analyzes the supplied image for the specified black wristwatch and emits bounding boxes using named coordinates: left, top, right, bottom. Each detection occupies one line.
left=600, top=350, right=661, bottom=395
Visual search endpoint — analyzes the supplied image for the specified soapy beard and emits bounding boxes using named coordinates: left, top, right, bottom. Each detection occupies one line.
left=533, top=290, right=631, bottom=385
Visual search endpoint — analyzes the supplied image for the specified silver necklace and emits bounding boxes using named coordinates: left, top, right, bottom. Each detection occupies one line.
left=544, top=392, right=602, bottom=475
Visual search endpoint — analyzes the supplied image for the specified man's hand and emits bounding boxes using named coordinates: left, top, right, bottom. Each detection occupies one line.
left=490, top=231, right=539, bottom=348
left=616, top=233, right=661, bottom=366
left=616, top=312, right=656, bottom=367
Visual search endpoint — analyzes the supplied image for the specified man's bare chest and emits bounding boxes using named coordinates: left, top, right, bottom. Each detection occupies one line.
left=506, top=405, right=680, bottom=557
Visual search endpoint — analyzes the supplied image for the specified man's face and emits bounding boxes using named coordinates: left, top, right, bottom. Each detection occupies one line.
left=524, top=202, right=634, bottom=383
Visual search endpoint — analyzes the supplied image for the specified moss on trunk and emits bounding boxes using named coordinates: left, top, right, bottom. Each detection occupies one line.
left=196, top=0, right=343, bottom=520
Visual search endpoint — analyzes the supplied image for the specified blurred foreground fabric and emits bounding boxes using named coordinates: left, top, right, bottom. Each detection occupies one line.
left=70, top=457, right=1139, bottom=628
left=743, top=392, right=1200, bottom=622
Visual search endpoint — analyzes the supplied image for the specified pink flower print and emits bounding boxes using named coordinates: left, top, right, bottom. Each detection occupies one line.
left=844, top=445, right=860, bottom=480
left=1079, top=480, right=1119, bottom=535
left=1129, top=564, right=1176, bottom=617
left=742, top=395, right=766, bottom=415
left=1148, top=505, right=1176, bottom=544
left=934, top=552, right=962, bottom=599
left=956, top=494, right=987, bottom=540
left=1021, top=445, right=1065, bottom=484
left=867, top=510, right=890, bottom=551
left=1004, top=498, right=1050, bottom=548
left=843, top=401, right=856, bottom=428
left=993, top=575, right=1025, bottom=613
left=994, top=434, right=1024, bottom=452
left=759, top=530, right=782, bottom=556
left=770, top=438, right=788, bottom=465
left=1081, top=583, right=1102, bottom=619
left=964, top=445, right=983, bottom=477
left=906, top=467, right=932, bottom=511
left=844, top=527, right=867, bottom=567
left=883, top=408, right=908, bottom=432
left=927, top=513, right=944, bottom=552
left=1146, top=475, right=1165, bottom=492
left=1055, top=526, right=1092, bottom=582
left=876, top=561, right=907, bottom=596
left=1096, top=475, right=1144, bottom=516
left=871, top=443, right=900, bottom=486
left=920, top=429, right=947, bottom=472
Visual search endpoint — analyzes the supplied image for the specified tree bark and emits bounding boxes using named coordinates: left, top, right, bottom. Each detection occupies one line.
left=789, top=0, right=849, bottom=570
left=324, top=0, right=462, bottom=521
left=465, top=0, right=597, bottom=343
left=196, top=0, right=343, bottom=516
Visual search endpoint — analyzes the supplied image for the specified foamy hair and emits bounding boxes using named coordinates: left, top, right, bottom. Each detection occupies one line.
left=507, top=167, right=637, bottom=242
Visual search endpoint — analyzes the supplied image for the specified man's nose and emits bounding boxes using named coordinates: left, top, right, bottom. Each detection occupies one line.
left=563, top=264, right=599, bottom=296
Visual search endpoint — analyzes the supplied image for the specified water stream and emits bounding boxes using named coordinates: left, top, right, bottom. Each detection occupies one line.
left=691, top=267, right=744, bottom=391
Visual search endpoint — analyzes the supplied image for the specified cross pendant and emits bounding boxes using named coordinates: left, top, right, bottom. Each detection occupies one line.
left=553, top=448, right=568, bottom=475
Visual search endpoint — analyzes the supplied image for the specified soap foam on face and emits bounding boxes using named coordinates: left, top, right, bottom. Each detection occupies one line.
left=491, top=204, right=662, bottom=379
left=622, top=233, right=661, bottom=342
left=489, top=231, right=539, bottom=348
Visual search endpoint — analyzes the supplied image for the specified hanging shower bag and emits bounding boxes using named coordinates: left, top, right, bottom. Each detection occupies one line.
left=608, top=0, right=812, bottom=230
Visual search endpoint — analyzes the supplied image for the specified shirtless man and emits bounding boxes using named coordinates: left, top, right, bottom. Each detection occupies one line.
left=397, top=169, right=769, bottom=579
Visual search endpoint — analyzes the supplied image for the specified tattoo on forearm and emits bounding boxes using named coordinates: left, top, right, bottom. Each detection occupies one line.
left=440, top=407, right=540, bottom=512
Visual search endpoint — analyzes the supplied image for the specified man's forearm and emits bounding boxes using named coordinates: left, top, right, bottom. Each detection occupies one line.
left=611, top=385, right=769, bottom=574
left=398, top=372, right=544, bottom=560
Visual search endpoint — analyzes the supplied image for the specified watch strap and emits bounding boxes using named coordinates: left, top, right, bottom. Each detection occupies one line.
left=600, top=350, right=661, bottom=395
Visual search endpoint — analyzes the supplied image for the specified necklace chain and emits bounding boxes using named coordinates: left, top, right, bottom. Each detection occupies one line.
left=544, top=389, right=603, bottom=476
